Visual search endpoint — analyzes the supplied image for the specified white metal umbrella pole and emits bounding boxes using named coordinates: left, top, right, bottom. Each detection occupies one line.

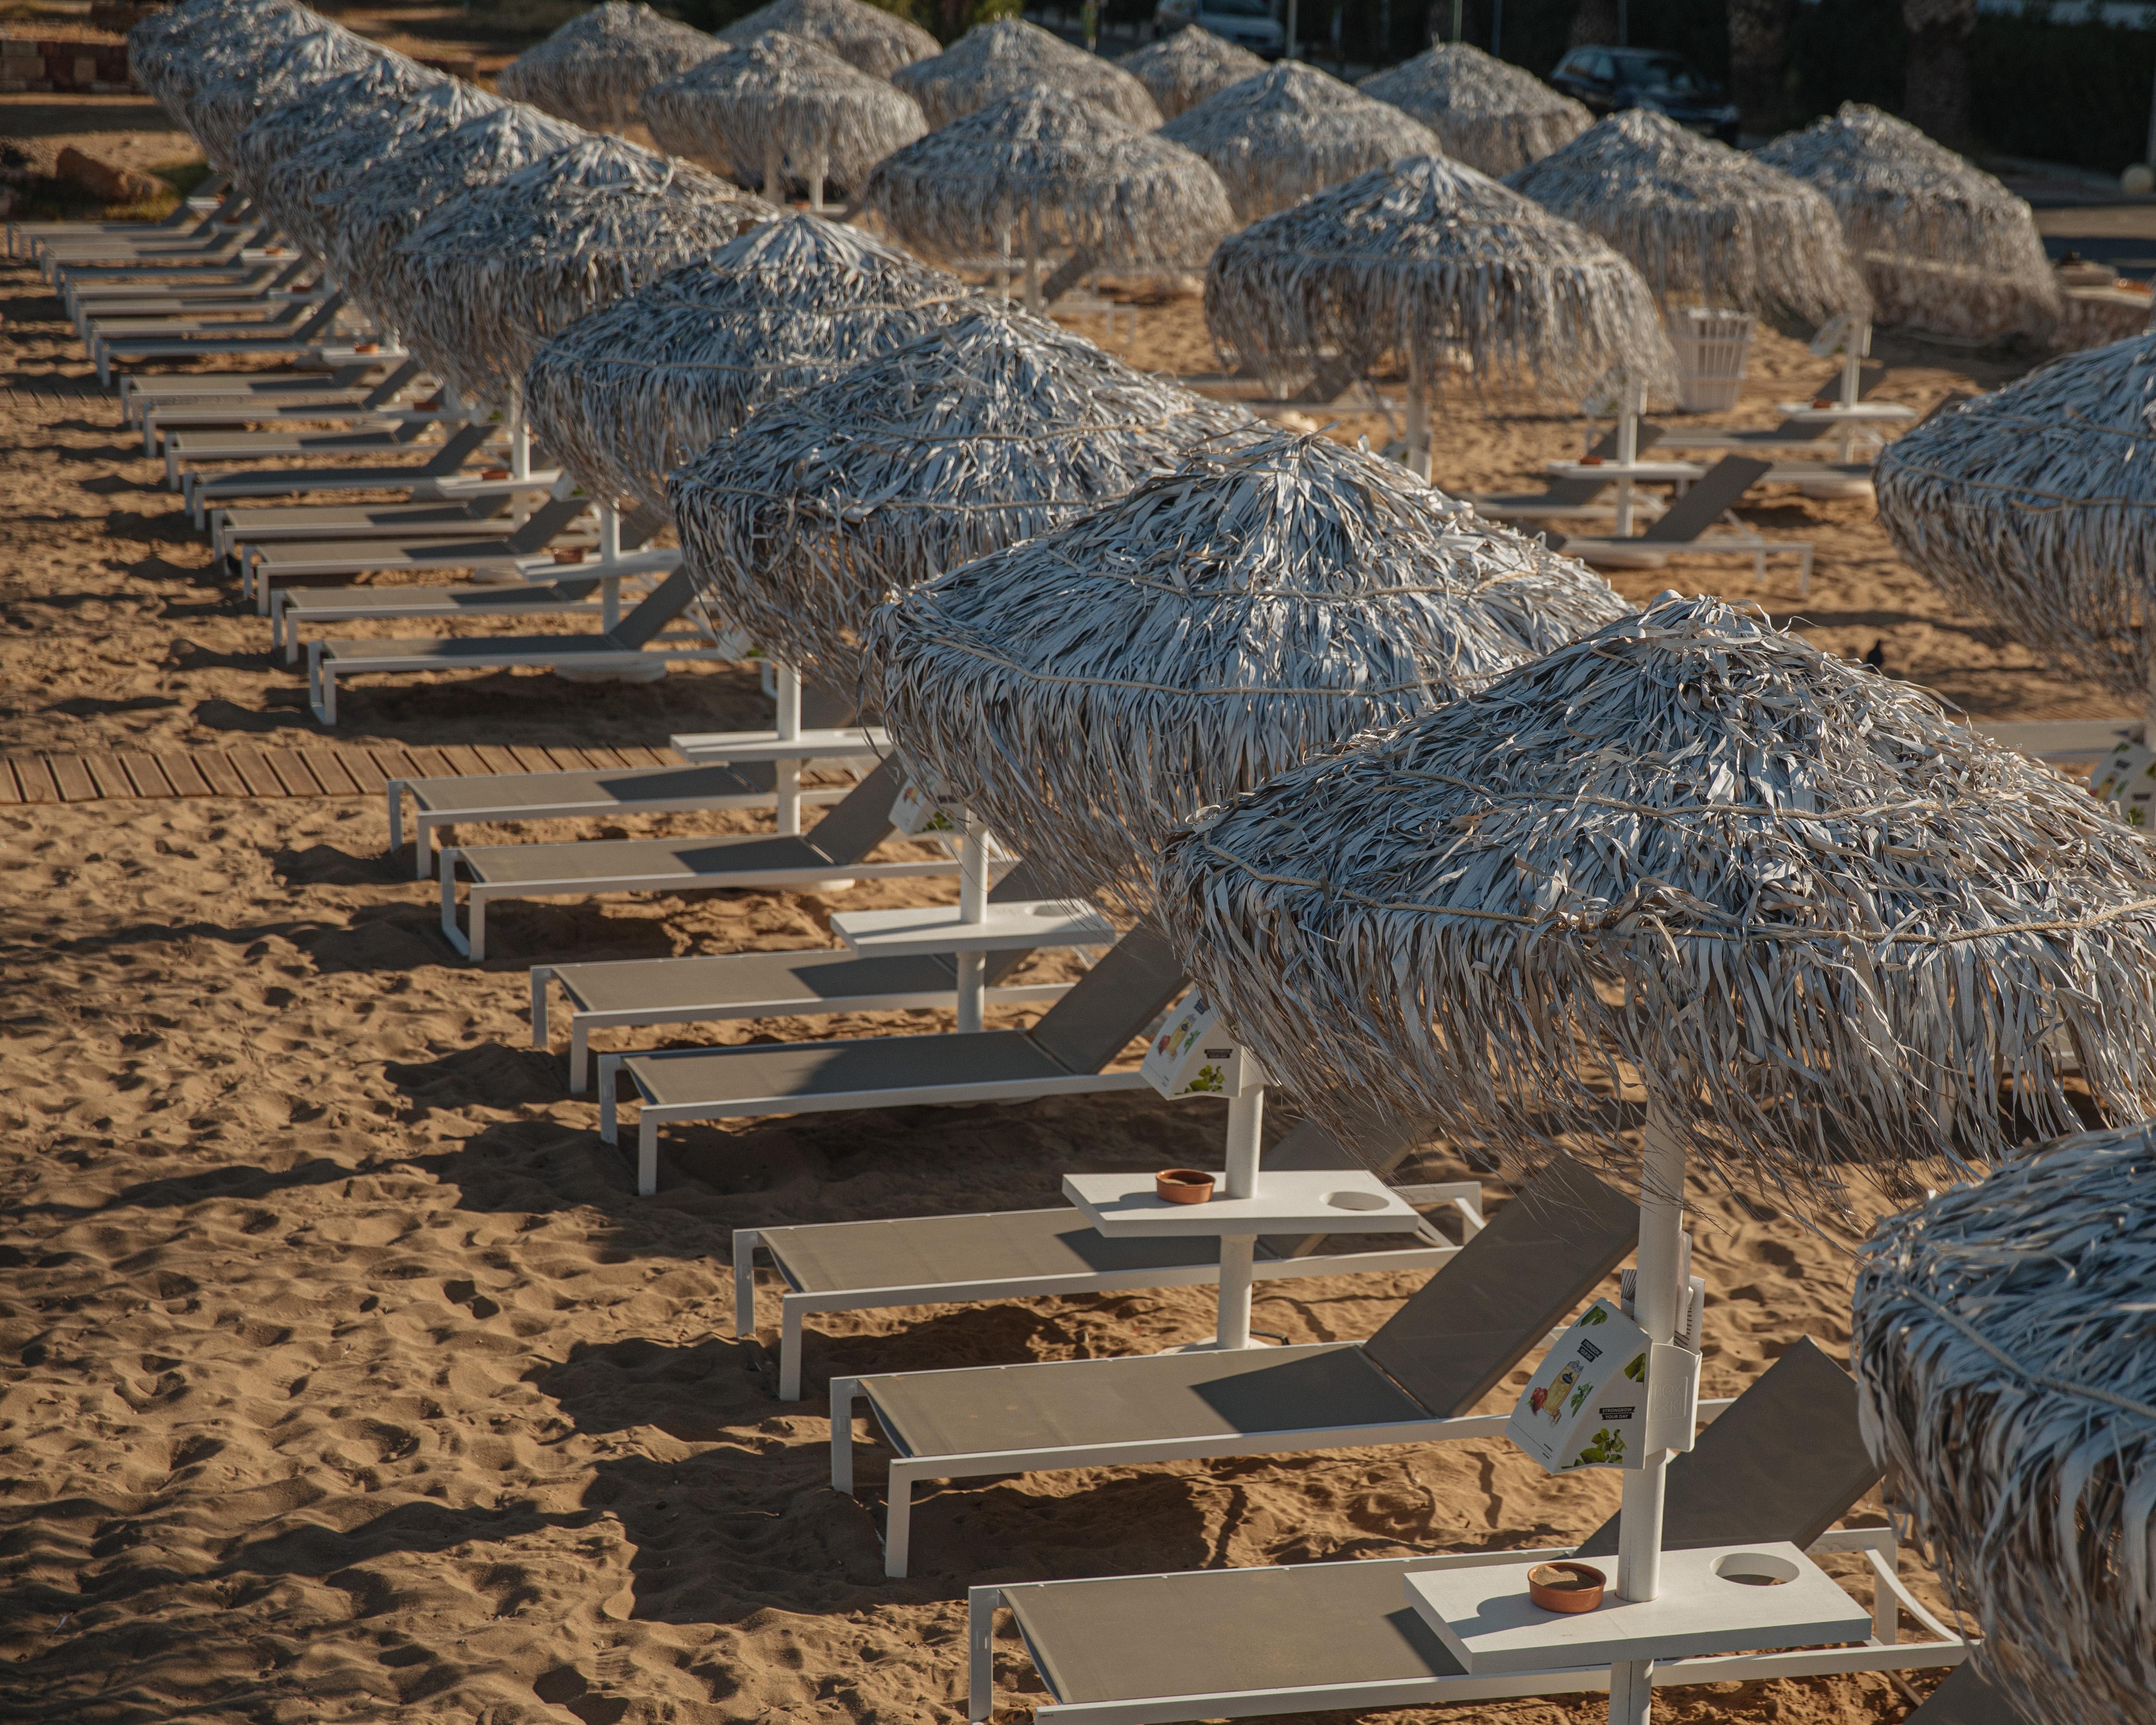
left=1405, top=344, right=1428, bottom=481
left=1213, top=1078, right=1267, bottom=1350
left=1613, top=374, right=1645, bottom=537
left=506, top=381, right=532, bottom=482
left=771, top=658, right=803, bottom=836
left=598, top=501, right=623, bottom=630
left=953, top=813, right=992, bottom=1033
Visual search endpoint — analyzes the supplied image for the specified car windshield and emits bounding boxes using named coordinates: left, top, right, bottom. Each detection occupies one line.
left=1205, top=0, right=1275, bottom=18
left=1620, top=53, right=1704, bottom=94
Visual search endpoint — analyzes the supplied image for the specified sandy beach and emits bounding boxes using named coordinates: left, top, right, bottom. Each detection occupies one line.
left=0, top=63, right=2107, bottom=1725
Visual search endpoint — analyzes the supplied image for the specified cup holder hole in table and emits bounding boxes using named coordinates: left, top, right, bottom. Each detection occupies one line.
left=1712, top=1551, right=1798, bottom=1587
left=1325, top=1189, right=1389, bottom=1212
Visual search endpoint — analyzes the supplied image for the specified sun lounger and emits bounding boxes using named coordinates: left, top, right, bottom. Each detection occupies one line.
left=308, top=562, right=731, bottom=727
left=144, top=359, right=431, bottom=454
left=830, top=1153, right=1639, bottom=1575
left=37, top=211, right=267, bottom=274
left=967, top=1338, right=1967, bottom=1721
left=535, top=856, right=1066, bottom=1089
left=120, top=358, right=392, bottom=425
left=214, top=494, right=518, bottom=561
left=69, top=254, right=317, bottom=329
left=7, top=173, right=233, bottom=256
left=166, top=407, right=446, bottom=492
left=1654, top=361, right=1891, bottom=454
left=183, top=419, right=500, bottom=529
left=597, top=923, right=1193, bottom=1193
left=739, top=1113, right=1475, bottom=1398
left=81, top=276, right=332, bottom=343
left=1545, top=455, right=1814, bottom=591
left=1471, top=425, right=1668, bottom=523
left=92, top=288, right=373, bottom=387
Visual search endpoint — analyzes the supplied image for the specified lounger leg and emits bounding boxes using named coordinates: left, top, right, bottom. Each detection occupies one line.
left=438, top=851, right=475, bottom=959
left=778, top=1299, right=805, bottom=1402
left=385, top=780, right=405, bottom=862
left=967, top=1588, right=998, bottom=1723
left=529, top=966, right=551, bottom=1051
left=732, top=1231, right=759, bottom=1339
left=883, top=1464, right=916, bottom=1577
left=569, top=1019, right=590, bottom=1095
left=1609, top=1659, right=1653, bottom=1724
left=638, top=1117, right=657, bottom=1197
left=830, top=1378, right=859, bottom=1492
left=598, top=1054, right=621, bottom=1144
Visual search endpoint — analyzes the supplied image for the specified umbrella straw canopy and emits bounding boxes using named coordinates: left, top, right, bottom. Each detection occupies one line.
left=1758, top=102, right=2061, bottom=344
left=717, top=0, right=939, bottom=81
left=1159, top=61, right=1440, bottom=226
left=497, top=1, right=723, bottom=132
left=1206, top=154, right=1677, bottom=408
left=1508, top=108, right=1869, bottom=325
left=641, top=30, right=926, bottom=201
left=668, top=302, right=1251, bottom=687
left=229, top=57, right=446, bottom=242
left=1115, top=26, right=1264, bottom=122
left=1154, top=593, right=2156, bottom=1195
left=1357, top=42, right=1590, bottom=178
left=187, top=23, right=387, bottom=168
left=1853, top=1124, right=2156, bottom=1725
left=524, top=212, right=972, bottom=515
left=891, top=18, right=1162, bottom=131
left=867, top=426, right=1629, bottom=909
left=129, top=0, right=314, bottom=137
left=1874, top=337, right=2156, bottom=704
left=863, top=85, right=1233, bottom=281
left=393, top=135, right=773, bottom=412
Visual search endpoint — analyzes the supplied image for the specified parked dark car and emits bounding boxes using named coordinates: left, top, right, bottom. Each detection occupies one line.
left=1548, top=46, right=1740, bottom=145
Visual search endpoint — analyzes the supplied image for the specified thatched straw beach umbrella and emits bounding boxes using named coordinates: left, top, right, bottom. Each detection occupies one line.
left=1115, top=26, right=1263, bottom=123
left=187, top=22, right=387, bottom=169
left=641, top=30, right=926, bottom=210
left=668, top=301, right=1250, bottom=689
left=716, top=0, right=939, bottom=81
left=890, top=17, right=1162, bottom=131
left=1158, top=61, right=1440, bottom=226
left=229, top=57, right=447, bottom=249
left=1155, top=593, right=2156, bottom=1720
left=1357, top=42, right=1590, bottom=178
left=1853, top=1123, right=2156, bottom=1725
left=392, top=135, right=773, bottom=414
left=129, top=0, right=314, bottom=142
left=1759, top=102, right=2061, bottom=346
left=868, top=425, right=1628, bottom=911
left=1206, top=154, right=1676, bottom=473
left=862, top=85, right=1232, bottom=305
left=1509, top=108, right=1868, bottom=327
left=1874, top=335, right=2156, bottom=707
left=524, top=211, right=971, bottom=516
left=496, top=1, right=723, bottom=132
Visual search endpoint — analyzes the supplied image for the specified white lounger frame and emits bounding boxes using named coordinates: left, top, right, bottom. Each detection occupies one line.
left=965, top=1528, right=1968, bottom=1723
left=274, top=557, right=664, bottom=661
left=312, top=630, right=731, bottom=728
left=739, top=1181, right=1485, bottom=1400
left=599, top=1050, right=1155, bottom=1196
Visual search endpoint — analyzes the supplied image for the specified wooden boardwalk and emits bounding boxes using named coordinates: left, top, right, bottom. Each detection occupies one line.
left=0, top=743, right=681, bottom=805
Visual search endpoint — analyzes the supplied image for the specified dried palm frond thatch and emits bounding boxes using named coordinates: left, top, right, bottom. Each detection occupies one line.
left=1153, top=592, right=2156, bottom=1203
left=1206, top=153, right=1677, bottom=408
left=862, top=85, right=1231, bottom=279
left=890, top=18, right=1162, bottom=131
left=669, top=302, right=1252, bottom=686
left=1157, top=61, right=1440, bottom=225
left=1874, top=338, right=2156, bottom=703
left=392, top=135, right=773, bottom=411
left=187, top=23, right=388, bottom=168
left=229, top=57, right=447, bottom=241
left=496, top=1, right=723, bottom=132
left=1356, top=42, right=1589, bottom=177
left=867, top=425, right=1629, bottom=909
left=275, top=79, right=506, bottom=263
left=317, top=99, right=585, bottom=341
left=641, top=30, right=926, bottom=201
left=1115, top=26, right=1264, bottom=122
left=524, top=212, right=972, bottom=514
left=717, top=0, right=939, bottom=80
left=129, top=0, right=314, bottom=135
left=1508, top=108, right=1869, bottom=325
left=1854, top=1123, right=2156, bottom=1725
left=1758, top=102, right=2060, bottom=344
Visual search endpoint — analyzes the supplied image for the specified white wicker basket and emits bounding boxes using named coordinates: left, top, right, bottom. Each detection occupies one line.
left=1669, top=307, right=1754, bottom=412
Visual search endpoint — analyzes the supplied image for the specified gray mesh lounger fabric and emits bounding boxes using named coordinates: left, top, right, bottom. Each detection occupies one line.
left=254, top=493, right=596, bottom=582
left=416, top=761, right=773, bottom=818
left=761, top=1207, right=1230, bottom=1297
left=633, top=1033, right=1070, bottom=1108
left=996, top=1339, right=1888, bottom=1712
left=218, top=497, right=515, bottom=550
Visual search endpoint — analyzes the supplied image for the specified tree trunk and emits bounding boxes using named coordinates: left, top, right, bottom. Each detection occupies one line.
left=1726, top=0, right=1791, bottom=136
left=1903, top=0, right=1977, bottom=150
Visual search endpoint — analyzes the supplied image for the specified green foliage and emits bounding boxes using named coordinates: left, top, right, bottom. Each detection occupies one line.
left=1968, top=14, right=2156, bottom=173
left=1570, top=1425, right=1626, bottom=1466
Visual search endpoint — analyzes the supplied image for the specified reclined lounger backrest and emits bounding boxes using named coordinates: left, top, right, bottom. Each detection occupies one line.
left=1635, top=455, right=1773, bottom=547
left=418, top=420, right=496, bottom=478
left=1360, top=1153, right=1638, bottom=1418
left=800, top=758, right=903, bottom=866
left=1025, top=925, right=1189, bottom=1077
left=500, top=493, right=593, bottom=555
left=603, top=566, right=701, bottom=650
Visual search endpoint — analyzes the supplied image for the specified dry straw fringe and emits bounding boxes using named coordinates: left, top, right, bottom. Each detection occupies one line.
left=1509, top=108, right=1871, bottom=326
left=1758, top=103, right=2060, bottom=345
left=890, top=18, right=1162, bottom=131
left=229, top=58, right=449, bottom=252
left=317, top=101, right=584, bottom=339
left=392, top=135, right=772, bottom=413
left=1206, top=154, right=1678, bottom=407
left=186, top=22, right=386, bottom=169
left=866, top=425, right=1629, bottom=911
left=1150, top=593, right=2156, bottom=1212
left=863, top=85, right=1232, bottom=277
left=128, top=0, right=317, bottom=138
left=641, top=30, right=926, bottom=197
left=497, top=1, right=723, bottom=132
left=1114, top=27, right=1264, bottom=122
left=1874, top=335, right=2156, bottom=703
left=1853, top=1124, right=2156, bottom=1725
left=667, top=302, right=1251, bottom=688
left=1158, top=61, right=1440, bottom=226
left=523, top=211, right=973, bottom=514
left=1358, top=42, right=1590, bottom=178
left=717, top=0, right=940, bottom=81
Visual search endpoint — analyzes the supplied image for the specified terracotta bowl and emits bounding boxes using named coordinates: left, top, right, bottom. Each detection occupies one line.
left=481, top=467, right=511, bottom=482
left=552, top=548, right=587, bottom=565
left=1526, top=1561, right=1605, bottom=1614
left=1155, top=1169, right=1215, bottom=1205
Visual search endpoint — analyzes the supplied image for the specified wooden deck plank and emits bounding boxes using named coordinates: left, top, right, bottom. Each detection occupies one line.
left=261, top=748, right=324, bottom=796
left=367, top=746, right=425, bottom=782
left=437, top=744, right=488, bottom=776
left=405, top=746, right=455, bottom=779
left=118, top=753, right=176, bottom=798
left=304, top=752, right=360, bottom=796
left=471, top=744, right=524, bottom=774
left=189, top=753, right=246, bottom=797
left=0, top=760, right=21, bottom=805
left=224, top=748, right=286, bottom=797
left=338, top=750, right=389, bottom=795
left=12, top=758, right=57, bottom=803
left=81, top=752, right=133, bottom=799
left=158, top=752, right=213, bottom=797
left=48, top=755, right=97, bottom=801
